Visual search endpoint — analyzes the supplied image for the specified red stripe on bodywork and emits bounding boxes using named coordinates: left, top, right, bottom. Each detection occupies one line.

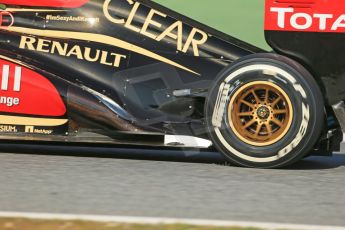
left=0, top=59, right=66, bottom=117
left=0, top=0, right=88, bottom=8
left=265, top=0, right=345, bottom=33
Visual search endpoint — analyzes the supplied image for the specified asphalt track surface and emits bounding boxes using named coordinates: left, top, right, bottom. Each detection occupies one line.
left=0, top=144, right=345, bottom=227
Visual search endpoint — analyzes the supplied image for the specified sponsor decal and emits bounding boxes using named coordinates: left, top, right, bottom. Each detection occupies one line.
left=7, top=26, right=199, bottom=75
left=1, top=65, right=21, bottom=92
left=0, top=65, right=21, bottom=107
left=0, top=123, right=65, bottom=135
left=46, top=15, right=100, bottom=24
left=19, top=36, right=127, bottom=68
left=0, top=125, right=18, bottom=133
left=0, top=120, right=66, bottom=135
left=265, top=0, right=345, bottom=33
left=0, top=96, right=20, bottom=107
left=103, top=0, right=208, bottom=57
left=25, top=126, right=53, bottom=135
left=2, top=0, right=201, bottom=75
left=0, top=59, right=66, bottom=116
left=0, top=11, right=14, bottom=28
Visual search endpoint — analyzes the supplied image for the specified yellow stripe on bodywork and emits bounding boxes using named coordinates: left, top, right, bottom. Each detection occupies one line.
left=7, top=26, right=200, bottom=76
left=0, top=115, right=68, bottom=126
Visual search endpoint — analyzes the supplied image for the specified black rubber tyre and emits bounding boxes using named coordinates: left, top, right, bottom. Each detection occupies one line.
left=205, top=53, right=324, bottom=168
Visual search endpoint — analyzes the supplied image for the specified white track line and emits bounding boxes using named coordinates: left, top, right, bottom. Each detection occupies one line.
left=0, top=212, right=344, bottom=230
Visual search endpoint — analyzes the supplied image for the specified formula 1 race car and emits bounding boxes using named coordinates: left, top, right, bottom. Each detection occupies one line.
left=0, top=0, right=343, bottom=168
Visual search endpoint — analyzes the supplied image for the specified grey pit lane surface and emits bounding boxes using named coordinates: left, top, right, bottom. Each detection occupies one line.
left=0, top=146, right=345, bottom=227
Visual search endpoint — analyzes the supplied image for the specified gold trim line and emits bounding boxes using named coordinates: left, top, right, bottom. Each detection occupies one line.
left=0, top=55, right=32, bottom=69
left=0, top=115, right=68, bottom=126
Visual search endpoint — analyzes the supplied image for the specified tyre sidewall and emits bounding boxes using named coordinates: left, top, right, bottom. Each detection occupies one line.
left=206, top=54, right=324, bottom=168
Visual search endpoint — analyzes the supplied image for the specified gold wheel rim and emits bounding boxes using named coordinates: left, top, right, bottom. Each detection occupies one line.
left=228, top=81, right=293, bottom=147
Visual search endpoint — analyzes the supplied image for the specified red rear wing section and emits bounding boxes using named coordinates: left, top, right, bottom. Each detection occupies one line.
left=265, top=0, right=345, bottom=33
left=0, top=0, right=88, bottom=8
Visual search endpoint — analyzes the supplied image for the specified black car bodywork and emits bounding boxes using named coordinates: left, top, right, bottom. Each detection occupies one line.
left=0, top=0, right=262, bottom=143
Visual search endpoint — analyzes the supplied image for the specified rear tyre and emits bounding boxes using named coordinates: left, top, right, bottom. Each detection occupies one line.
left=205, top=53, right=324, bottom=168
